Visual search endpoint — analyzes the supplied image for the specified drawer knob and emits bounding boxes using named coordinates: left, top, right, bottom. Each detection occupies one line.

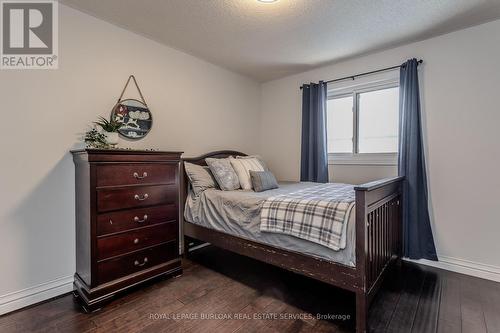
left=134, top=257, right=148, bottom=267
left=134, top=215, right=148, bottom=223
left=133, top=238, right=139, bottom=244
left=134, top=193, right=149, bottom=201
left=133, top=172, right=148, bottom=180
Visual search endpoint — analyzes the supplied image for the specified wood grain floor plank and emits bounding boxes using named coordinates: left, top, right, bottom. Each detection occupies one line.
left=368, top=266, right=406, bottom=332
left=95, top=298, right=184, bottom=333
left=232, top=297, right=306, bottom=333
left=139, top=276, right=259, bottom=333
left=460, top=275, right=487, bottom=333
left=437, top=271, right=461, bottom=333
left=480, top=279, right=500, bottom=333
left=385, top=264, right=426, bottom=332
left=303, top=319, right=342, bottom=333
left=180, top=282, right=260, bottom=333
left=205, top=294, right=279, bottom=333
left=411, top=270, right=441, bottom=333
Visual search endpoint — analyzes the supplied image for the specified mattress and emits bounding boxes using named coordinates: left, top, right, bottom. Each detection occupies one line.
left=184, top=181, right=356, bottom=267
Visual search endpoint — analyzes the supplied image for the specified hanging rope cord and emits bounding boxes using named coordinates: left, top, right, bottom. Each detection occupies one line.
left=117, top=75, right=148, bottom=107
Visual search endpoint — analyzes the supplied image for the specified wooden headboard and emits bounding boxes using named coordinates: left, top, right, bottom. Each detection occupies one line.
left=180, top=150, right=247, bottom=219
left=179, top=150, right=247, bottom=252
left=182, top=150, right=247, bottom=167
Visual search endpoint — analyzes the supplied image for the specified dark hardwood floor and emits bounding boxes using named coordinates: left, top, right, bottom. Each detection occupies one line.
left=1, top=246, right=499, bottom=333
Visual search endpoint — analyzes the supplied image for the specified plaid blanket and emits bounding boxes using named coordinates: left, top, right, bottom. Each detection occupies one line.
left=260, top=183, right=355, bottom=251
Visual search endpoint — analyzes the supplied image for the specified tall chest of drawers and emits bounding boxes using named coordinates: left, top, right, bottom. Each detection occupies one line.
left=71, top=149, right=183, bottom=311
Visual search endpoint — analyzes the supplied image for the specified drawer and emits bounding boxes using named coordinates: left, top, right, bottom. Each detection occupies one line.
left=97, top=222, right=178, bottom=260
left=97, top=205, right=177, bottom=236
left=97, top=242, right=178, bottom=284
left=97, top=185, right=176, bottom=212
left=96, top=163, right=176, bottom=187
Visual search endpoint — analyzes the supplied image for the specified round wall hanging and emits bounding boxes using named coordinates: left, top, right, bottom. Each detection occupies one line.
left=111, top=75, right=152, bottom=140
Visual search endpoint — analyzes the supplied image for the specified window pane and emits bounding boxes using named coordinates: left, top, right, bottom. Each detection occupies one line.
left=327, top=96, right=353, bottom=153
left=358, top=87, right=399, bottom=153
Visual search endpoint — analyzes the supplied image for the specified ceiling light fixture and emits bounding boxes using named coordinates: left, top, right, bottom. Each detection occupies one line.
left=258, top=0, right=278, bottom=3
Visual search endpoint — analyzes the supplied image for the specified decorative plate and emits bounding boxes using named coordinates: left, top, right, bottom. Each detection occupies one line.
left=111, top=99, right=152, bottom=140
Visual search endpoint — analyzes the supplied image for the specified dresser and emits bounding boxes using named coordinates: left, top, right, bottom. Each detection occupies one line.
left=71, top=149, right=183, bottom=311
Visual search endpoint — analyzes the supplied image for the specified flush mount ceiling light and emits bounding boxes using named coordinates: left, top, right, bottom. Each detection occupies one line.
left=257, top=0, right=278, bottom=3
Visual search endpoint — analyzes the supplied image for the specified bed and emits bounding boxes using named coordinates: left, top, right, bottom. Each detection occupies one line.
left=181, top=151, right=403, bottom=333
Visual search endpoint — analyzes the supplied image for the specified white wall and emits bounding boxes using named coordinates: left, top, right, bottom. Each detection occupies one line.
left=260, top=20, right=500, bottom=274
left=329, top=165, right=397, bottom=185
left=0, top=4, right=260, bottom=313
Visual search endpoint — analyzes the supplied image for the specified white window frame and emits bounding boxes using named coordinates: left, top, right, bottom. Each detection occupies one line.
left=327, top=77, right=399, bottom=166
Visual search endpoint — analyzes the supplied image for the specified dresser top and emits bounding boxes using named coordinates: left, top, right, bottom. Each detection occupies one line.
left=71, top=149, right=183, bottom=162
left=71, top=148, right=183, bottom=155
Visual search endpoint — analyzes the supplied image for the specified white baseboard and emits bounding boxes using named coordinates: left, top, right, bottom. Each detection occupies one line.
left=405, top=256, right=500, bottom=283
left=0, top=275, right=74, bottom=316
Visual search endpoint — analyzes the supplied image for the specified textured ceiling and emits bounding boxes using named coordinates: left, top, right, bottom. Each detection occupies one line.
left=60, top=0, right=500, bottom=82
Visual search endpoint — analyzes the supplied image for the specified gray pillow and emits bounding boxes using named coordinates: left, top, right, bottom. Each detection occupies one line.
left=250, top=170, right=279, bottom=192
left=184, top=162, right=218, bottom=196
left=205, top=158, right=240, bottom=191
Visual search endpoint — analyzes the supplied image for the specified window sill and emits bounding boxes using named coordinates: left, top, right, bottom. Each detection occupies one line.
left=328, top=153, right=398, bottom=166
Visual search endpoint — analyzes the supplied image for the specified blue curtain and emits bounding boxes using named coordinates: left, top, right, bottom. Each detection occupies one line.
left=399, top=59, right=438, bottom=260
left=300, top=81, right=329, bottom=183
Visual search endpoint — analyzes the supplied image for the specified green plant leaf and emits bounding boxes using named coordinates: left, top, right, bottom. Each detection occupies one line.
left=93, top=116, right=123, bottom=132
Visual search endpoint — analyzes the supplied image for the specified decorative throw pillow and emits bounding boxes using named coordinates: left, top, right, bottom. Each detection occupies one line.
left=229, top=156, right=266, bottom=190
left=184, top=162, right=218, bottom=196
left=205, top=158, right=240, bottom=191
left=250, top=170, right=279, bottom=192
left=236, top=155, right=269, bottom=171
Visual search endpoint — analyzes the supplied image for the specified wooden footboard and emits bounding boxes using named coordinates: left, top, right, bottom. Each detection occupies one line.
left=354, top=176, right=403, bottom=332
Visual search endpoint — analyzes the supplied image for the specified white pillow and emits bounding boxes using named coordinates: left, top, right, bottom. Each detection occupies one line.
left=236, top=155, right=269, bottom=171
left=229, top=156, right=265, bottom=190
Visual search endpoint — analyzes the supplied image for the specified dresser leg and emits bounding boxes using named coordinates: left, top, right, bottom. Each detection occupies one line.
left=171, top=268, right=183, bottom=279
left=80, top=302, right=103, bottom=314
left=73, top=289, right=104, bottom=313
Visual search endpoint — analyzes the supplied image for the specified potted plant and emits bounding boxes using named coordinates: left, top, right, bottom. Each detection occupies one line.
left=84, top=128, right=108, bottom=149
left=93, top=116, right=123, bottom=147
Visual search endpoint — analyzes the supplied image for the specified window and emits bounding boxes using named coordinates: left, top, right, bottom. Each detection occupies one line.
left=327, top=79, right=399, bottom=165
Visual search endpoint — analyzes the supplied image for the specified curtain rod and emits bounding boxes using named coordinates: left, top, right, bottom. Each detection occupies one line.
left=299, top=59, right=423, bottom=90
